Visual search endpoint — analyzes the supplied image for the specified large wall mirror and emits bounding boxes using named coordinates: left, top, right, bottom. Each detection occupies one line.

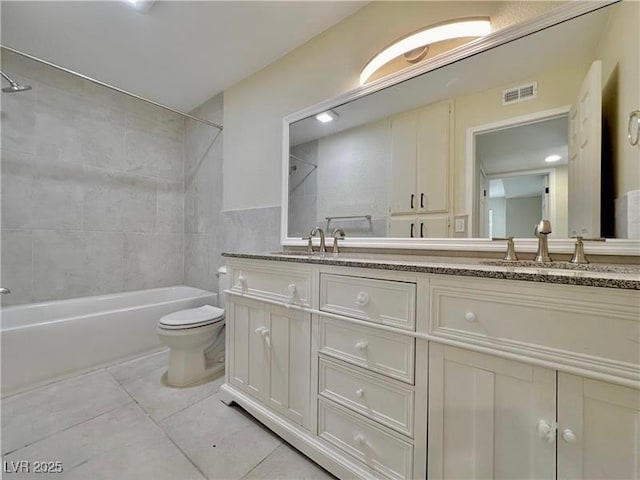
left=283, top=1, right=640, bottom=254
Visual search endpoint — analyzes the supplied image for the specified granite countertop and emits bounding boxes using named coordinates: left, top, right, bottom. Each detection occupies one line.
left=222, top=251, right=640, bottom=290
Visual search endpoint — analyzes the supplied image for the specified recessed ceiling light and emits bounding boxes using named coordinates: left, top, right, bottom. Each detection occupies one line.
left=316, top=111, right=337, bottom=123
left=544, top=154, right=562, bottom=163
left=360, top=18, right=491, bottom=85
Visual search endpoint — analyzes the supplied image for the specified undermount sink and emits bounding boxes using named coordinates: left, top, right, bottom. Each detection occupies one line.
left=479, top=260, right=639, bottom=275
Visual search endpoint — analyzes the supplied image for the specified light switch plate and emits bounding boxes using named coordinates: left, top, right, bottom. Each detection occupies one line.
left=455, top=216, right=465, bottom=233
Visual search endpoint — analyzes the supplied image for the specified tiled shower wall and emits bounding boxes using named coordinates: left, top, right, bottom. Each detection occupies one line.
left=183, top=94, right=223, bottom=293
left=1, top=51, right=186, bottom=306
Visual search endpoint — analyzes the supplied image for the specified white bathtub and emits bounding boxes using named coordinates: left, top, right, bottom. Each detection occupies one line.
left=1, top=286, right=217, bottom=395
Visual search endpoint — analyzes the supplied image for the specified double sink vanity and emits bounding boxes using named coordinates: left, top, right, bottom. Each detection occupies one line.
left=219, top=249, right=639, bottom=480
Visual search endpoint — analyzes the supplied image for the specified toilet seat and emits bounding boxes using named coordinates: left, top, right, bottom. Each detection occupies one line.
left=159, top=305, right=225, bottom=330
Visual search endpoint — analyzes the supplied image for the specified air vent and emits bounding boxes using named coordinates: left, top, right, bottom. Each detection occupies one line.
left=502, top=82, right=538, bottom=105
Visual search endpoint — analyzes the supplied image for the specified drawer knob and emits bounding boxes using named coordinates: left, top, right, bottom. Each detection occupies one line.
left=353, top=434, right=367, bottom=446
left=562, top=429, right=577, bottom=444
left=355, top=291, right=370, bottom=306
left=355, top=388, right=365, bottom=398
left=286, top=283, right=297, bottom=308
left=464, top=312, right=477, bottom=322
left=537, top=420, right=557, bottom=443
left=354, top=341, right=369, bottom=351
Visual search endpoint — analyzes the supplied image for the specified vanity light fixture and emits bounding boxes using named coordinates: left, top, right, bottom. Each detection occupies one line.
left=316, top=111, right=338, bottom=123
left=360, top=18, right=491, bottom=85
left=544, top=154, right=562, bottom=163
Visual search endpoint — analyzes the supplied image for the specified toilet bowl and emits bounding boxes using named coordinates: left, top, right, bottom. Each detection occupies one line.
left=157, top=305, right=225, bottom=387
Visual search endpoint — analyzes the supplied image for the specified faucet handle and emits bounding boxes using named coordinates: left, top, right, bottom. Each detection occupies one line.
left=535, top=220, right=552, bottom=235
left=331, top=229, right=345, bottom=254
left=491, top=236, right=518, bottom=261
left=301, top=236, right=313, bottom=253
left=570, top=236, right=606, bottom=264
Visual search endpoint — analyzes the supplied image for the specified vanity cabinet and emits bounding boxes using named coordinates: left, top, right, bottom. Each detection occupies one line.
left=389, top=100, right=452, bottom=223
left=222, top=255, right=639, bottom=480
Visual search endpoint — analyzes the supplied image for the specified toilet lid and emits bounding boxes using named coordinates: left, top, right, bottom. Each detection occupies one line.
left=159, top=305, right=225, bottom=330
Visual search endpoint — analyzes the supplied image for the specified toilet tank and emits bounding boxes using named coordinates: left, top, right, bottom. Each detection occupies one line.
left=217, top=266, right=229, bottom=310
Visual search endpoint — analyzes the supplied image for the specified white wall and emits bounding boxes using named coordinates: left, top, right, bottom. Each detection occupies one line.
left=315, top=119, right=390, bottom=236
left=222, top=1, right=562, bottom=213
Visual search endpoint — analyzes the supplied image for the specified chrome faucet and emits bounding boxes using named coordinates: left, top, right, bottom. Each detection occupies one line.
left=570, top=236, right=606, bottom=264
left=331, top=228, right=345, bottom=254
left=0, top=287, right=10, bottom=294
left=491, top=236, right=518, bottom=261
left=310, top=227, right=326, bottom=253
left=533, top=220, right=552, bottom=263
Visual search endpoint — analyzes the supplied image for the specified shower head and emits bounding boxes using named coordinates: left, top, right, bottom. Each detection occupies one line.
left=1, top=71, right=32, bottom=93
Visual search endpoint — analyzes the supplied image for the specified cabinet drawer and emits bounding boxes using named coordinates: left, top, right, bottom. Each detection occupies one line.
left=430, top=277, right=640, bottom=367
left=320, top=274, right=416, bottom=330
left=319, top=358, right=414, bottom=437
left=318, top=399, right=413, bottom=480
left=230, top=264, right=311, bottom=307
left=319, top=317, right=415, bottom=384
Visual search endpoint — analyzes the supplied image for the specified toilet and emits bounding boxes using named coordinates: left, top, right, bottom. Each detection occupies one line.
left=157, top=267, right=229, bottom=387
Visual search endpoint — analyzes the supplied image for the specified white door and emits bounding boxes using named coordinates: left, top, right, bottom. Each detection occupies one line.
left=558, top=373, right=640, bottom=480
left=417, top=100, right=450, bottom=213
left=428, top=344, right=556, bottom=479
left=479, top=170, right=490, bottom=237
left=390, top=111, right=418, bottom=214
left=568, top=60, right=601, bottom=237
left=266, top=304, right=311, bottom=428
left=227, top=296, right=268, bottom=401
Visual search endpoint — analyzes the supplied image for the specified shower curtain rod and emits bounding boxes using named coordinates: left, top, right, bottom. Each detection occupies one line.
left=1, top=45, right=223, bottom=131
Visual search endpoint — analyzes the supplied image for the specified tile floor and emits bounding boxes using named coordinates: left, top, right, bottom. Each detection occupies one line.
left=1, top=350, right=335, bottom=480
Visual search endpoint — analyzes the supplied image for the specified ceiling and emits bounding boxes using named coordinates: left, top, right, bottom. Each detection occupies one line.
left=1, top=1, right=366, bottom=112
left=477, top=115, right=569, bottom=176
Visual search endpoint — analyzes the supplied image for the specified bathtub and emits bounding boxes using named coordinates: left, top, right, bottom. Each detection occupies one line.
left=1, top=286, right=217, bottom=395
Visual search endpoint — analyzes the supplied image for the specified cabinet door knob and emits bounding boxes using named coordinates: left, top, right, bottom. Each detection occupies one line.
left=355, top=388, right=365, bottom=398
left=464, top=312, right=477, bottom=322
left=286, top=283, right=297, bottom=307
left=355, top=291, right=369, bottom=306
left=562, top=429, right=577, bottom=443
left=255, top=327, right=271, bottom=347
left=537, top=420, right=557, bottom=443
left=354, top=341, right=369, bottom=351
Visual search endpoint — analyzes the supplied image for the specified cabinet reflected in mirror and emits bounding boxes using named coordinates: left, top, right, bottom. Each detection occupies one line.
left=286, top=1, right=639, bottom=241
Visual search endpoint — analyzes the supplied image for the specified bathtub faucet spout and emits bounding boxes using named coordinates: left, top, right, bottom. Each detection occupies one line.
left=0, top=287, right=10, bottom=294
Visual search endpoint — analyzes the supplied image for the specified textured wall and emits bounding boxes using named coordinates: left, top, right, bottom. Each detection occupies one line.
left=1, top=52, right=186, bottom=305
left=183, top=93, right=224, bottom=293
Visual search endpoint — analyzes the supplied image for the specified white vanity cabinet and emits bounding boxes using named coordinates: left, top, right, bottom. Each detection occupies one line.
left=221, top=256, right=639, bottom=480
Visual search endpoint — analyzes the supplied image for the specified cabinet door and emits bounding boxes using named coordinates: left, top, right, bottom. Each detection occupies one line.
left=428, top=344, right=556, bottom=479
left=416, top=215, right=449, bottom=238
left=558, top=374, right=640, bottom=479
left=388, top=216, right=417, bottom=238
left=390, top=111, right=417, bottom=214
left=227, top=296, right=268, bottom=401
left=266, top=304, right=311, bottom=428
left=417, top=100, right=450, bottom=213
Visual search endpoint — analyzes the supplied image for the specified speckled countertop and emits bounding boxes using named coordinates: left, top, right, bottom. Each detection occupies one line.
left=222, top=252, right=640, bottom=290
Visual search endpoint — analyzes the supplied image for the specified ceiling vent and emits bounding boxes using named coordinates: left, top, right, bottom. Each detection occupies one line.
left=502, top=82, right=538, bottom=106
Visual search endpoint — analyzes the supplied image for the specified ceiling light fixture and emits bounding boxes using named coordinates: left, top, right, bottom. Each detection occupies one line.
left=544, top=154, right=562, bottom=163
left=360, top=18, right=491, bottom=85
left=316, top=111, right=338, bottom=123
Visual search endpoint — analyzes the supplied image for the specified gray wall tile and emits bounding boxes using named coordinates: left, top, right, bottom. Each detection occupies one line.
left=124, top=233, right=184, bottom=290
left=1, top=54, right=189, bottom=305
left=1, top=230, right=33, bottom=306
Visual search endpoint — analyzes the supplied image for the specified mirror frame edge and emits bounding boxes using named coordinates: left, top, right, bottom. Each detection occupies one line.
left=281, top=0, right=640, bottom=256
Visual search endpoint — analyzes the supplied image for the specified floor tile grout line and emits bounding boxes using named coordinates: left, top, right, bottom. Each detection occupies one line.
left=239, top=442, right=285, bottom=480
left=2, top=398, right=135, bottom=456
